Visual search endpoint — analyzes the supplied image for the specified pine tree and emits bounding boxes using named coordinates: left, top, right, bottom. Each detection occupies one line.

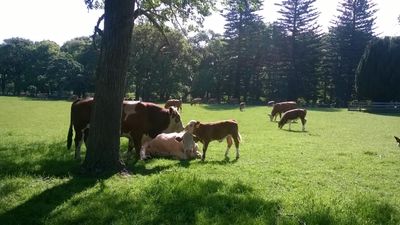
left=329, top=0, right=377, bottom=105
left=276, top=0, right=322, bottom=101
left=222, top=0, right=264, bottom=101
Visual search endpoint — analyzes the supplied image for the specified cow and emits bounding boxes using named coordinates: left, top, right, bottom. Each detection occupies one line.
left=278, top=108, right=307, bottom=131
left=67, top=98, right=184, bottom=160
left=239, top=102, right=245, bottom=111
left=164, top=99, right=182, bottom=112
left=268, top=101, right=297, bottom=122
left=190, top=98, right=202, bottom=106
left=140, top=130, right=201, bottom=160
left=185, top=120, right=241, bottom=161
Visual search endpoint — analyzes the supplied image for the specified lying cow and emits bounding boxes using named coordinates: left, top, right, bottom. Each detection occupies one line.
left=165, top=99, right=182, bottom=112
left=185, top=120, right=241, bottom=161
left=269, top=101, right=297, bottom=122
left=278, top=108, right=307, bottom=131
left=67, top=98, right=184, bottom=160
left=140, top=131, right=201, bottom=160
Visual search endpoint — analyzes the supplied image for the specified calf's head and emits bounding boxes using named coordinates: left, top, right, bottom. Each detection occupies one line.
left=185, top=120, right=200, bottom=133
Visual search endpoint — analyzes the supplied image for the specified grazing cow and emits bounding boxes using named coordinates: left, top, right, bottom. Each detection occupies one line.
left=395, top=136, right=400, bottom=147
left=67, top=98, right=184, bottom=160
left=278, top=108, right=307, bottom=131
left=185, top=120, right=241, bottom=161
left=191, top=98, right=202, bottom=106
left=140, top=130, right=201, bottom=160
left=239, top=102, right=245, bottom=112
left=164, top=99, right=182, bottom=112
left=269, top=101, right=297, bottom=122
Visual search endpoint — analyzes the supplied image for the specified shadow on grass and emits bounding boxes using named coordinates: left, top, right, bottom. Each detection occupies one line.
left=0, top=141, right=81, bottom=178
left=0, top=177, right=99, bottom=225
left=43, top=176, right=282, bottom=225
left=364, top=112, right=400, bottom=117
left=202, top=104, right=240, bottom=111
left=308, top=107, right=342, bottom=112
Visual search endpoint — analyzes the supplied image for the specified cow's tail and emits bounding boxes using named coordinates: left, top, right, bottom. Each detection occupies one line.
left=67, top=99, right=79, bottom=149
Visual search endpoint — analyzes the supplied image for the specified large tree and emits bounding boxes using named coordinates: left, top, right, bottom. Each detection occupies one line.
left=276, top=0, right=322, bottom=101
left=82, top=0, right=215, bottom=173
left=356, top=37, right=400, bottom=101
left=329, top=0, right=377, bottom=105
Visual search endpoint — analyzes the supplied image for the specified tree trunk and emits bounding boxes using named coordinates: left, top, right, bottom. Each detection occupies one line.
left=82, top=0, right=135, bottom=174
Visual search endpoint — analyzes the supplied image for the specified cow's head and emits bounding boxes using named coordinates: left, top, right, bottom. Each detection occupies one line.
left=268, top=113, right=273, bottom=121
left=185, top=120, right=200, bottom=133
left=164, top=106, right=184, bottom=133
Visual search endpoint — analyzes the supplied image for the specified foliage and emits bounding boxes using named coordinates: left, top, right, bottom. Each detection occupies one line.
left=275, top=0, right=322, bottom=101
left=1, top=97, right=400, bottom=224
left=327, top=0, right=377, bottom=105
left=356, top=36, right=400, bottom=101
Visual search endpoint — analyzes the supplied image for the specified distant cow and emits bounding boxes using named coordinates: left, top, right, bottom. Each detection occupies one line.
left=191, top=98, right=202, bottom=106
left=239, top=102, right=245, bottom=112
left=269, top=101, right=297, bottom=122
left=67, top=98, right=184, bottom=160
left=165, top=99, right=182, bottom=112
left=185, top=120, right=241, bottom=161
left=140, top=132, right=201, bottom=160
left=278, top=108, right=307, bottom=131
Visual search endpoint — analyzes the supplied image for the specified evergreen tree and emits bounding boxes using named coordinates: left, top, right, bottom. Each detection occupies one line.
left=276, top=0, right=322, bottom=101
left=356, top=37, right=400, bottom=101
left=329, top=0, right=377, bottom=105
left=222, top=0, right=263, bottom=101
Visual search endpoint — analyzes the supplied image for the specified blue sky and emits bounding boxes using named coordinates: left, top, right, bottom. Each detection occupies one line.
left=1, top=0, right=399, bottom=45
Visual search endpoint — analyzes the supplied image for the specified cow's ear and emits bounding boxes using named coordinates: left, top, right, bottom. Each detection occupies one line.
left=195, top=121, right=200, bottom=129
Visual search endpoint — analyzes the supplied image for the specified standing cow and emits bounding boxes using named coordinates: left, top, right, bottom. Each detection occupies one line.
left=268, top=101, right=297, bottom=122
left=278, top=108, right=307, bottom=131
left=190, top=98, right=202, bottom=106
left=164, top=99, right=182, bottom=112
left=185, top=120, right=241, bottom=161
left=67, top=98, right=184, bottom=160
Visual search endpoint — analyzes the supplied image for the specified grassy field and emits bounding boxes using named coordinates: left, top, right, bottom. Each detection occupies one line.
left=0, top=96, right=400, bottom=225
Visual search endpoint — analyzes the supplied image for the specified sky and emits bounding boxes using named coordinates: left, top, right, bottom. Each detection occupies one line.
left=0, top=0, right=399, bottom=46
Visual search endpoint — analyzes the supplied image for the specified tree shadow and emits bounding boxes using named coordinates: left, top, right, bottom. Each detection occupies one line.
left=0, top=176, right=99, bottom=225
left=308, top=107, right=342, bottom=112
left=43, top=176, right=282, bottom=225
left=0, top=141, right=81, bottom=178
left=364, top=112, right=400, bottom=117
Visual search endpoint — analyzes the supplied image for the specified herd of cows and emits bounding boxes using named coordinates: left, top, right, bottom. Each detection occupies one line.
left=67, top=98, right=307, bottom=161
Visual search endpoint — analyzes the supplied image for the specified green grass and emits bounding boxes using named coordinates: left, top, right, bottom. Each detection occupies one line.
left=1, top=96, right=400, bottom=225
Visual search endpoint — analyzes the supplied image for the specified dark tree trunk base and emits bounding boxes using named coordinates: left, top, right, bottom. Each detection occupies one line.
left=82, top=159, right=126, bottom=176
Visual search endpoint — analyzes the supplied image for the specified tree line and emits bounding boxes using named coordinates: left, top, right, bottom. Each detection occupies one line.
left=1, top=0, right=399, bottom=105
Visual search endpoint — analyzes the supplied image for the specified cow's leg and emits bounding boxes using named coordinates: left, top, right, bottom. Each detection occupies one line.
left=225, top=136, right=233, bottom=158
left=74, top=130, right=83, bottom=160
left=132, top=133, right=143, bottom=159
left=301, top=118, right=307, bottom=131
left=233, top=134, right=240, bottom=159
left=201, top=142, right=209, bottom=161
left=83, top=128, right=89, bottom=149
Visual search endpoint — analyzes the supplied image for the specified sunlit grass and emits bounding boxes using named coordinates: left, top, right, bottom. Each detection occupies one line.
left=0, top=96, right=399, bottom=225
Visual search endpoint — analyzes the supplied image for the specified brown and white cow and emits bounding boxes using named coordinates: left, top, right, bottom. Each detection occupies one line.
left=140, top=131, right=201, bottom=160
left=67, top=98, right=184, bottom=160
left=185, top=120, right=241, bottom=161
left=268, top=101, right=297, bottom=122
left=164, top=99, right=182, bottom=112
left=278, top=108, right=307, bottom=131
left=190, top=98, right=202, bottom=106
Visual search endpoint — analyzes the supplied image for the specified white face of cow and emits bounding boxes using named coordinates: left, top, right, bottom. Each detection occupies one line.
left=163, top=106, right=184, bottom=133
left=184, top=120, right=198, bottom=134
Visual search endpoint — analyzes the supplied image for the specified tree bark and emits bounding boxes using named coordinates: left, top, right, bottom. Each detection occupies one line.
left=82, top=0, right=135, bottom=174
